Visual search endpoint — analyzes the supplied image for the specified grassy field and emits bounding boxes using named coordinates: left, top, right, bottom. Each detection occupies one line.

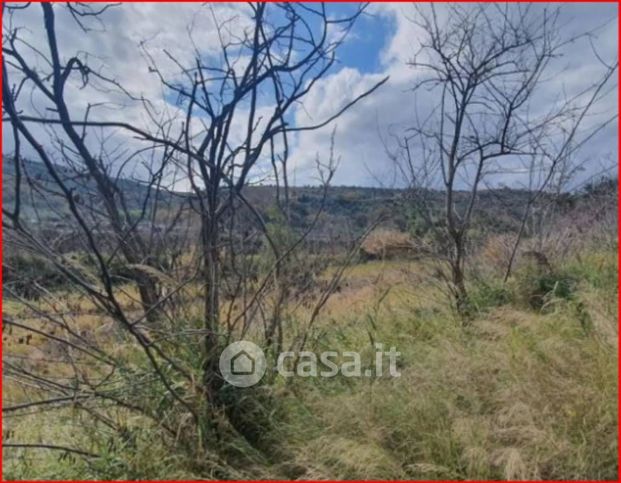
left=3, top=246, right=618, bottom=480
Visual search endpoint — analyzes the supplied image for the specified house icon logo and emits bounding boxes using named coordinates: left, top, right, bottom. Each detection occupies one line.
left=231, top=350, right=255, bottom=375
left=219, top=341, right=266, bottom=387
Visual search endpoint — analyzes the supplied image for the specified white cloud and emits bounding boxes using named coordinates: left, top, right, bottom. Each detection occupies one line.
left=3, top=2, right=617, bottom=189
left=288, top=2, right=618, bottom=188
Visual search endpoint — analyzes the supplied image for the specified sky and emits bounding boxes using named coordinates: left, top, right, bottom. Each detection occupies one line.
left=2, top=2, right=618, bottom=190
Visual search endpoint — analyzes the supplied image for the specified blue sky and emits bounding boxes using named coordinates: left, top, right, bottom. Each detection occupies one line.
left=288, top=2, right=618, bottom=189
left=2, top=2, right=618, bottom=190
left=332, top=6, right=394, bottom=75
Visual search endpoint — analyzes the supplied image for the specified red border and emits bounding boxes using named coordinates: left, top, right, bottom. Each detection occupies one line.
left=0, top=1, right=619, bottom=483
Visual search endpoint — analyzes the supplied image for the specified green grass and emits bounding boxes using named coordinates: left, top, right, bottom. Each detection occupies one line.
left=270, top=248, right=618, bottom=480
left=3, top=248, right=618, bottom=480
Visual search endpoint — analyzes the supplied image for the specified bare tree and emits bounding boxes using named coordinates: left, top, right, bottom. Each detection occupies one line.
left=390, top=3, right=616, bottom=317
left=2, top=2, right=186, bottom=322
left=138, top=2, right=388, bottom=397
left=2, top=1, right=386, bottom=463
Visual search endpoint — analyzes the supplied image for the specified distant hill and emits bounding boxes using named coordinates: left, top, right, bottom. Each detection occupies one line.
left=2, top=157, right=571, bottom=237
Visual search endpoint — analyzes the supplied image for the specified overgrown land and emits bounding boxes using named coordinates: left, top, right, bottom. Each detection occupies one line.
left=2, top=2, right=618, bottom=481
left=3, top=169, right=617, bottom=480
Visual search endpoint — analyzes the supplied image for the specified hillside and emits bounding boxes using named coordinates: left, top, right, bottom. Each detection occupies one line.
left=3, top=157, right=542, bottom=236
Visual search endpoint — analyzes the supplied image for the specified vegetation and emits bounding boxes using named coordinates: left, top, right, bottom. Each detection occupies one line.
left=4, top=218, right=617, bottom=479
left=2, top=2, right=617, bottom=481
left=3, top=176, right=617, bottom=480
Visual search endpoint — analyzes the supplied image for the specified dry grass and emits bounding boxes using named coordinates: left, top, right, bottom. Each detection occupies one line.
left=3, top=246, right=618, bottom=480
left=274, top=249, right=618, bottom=480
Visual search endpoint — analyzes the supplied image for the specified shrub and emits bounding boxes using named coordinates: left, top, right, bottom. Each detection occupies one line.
left=512, top=264, right=575, bottom=310
left=469, top=279, right=512, bottom=312
left=3, top=252, right=67, bottom=298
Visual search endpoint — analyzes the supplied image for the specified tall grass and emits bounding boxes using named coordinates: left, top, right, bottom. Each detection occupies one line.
left=3, top=249, right=617, bottom=480
left=271, top=248, right=618, bottom=480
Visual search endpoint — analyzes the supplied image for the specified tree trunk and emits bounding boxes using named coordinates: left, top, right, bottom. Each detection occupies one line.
left=202, top=215, right=221, bottom=403
left=136, top=276, right=161, bottom=322
left=450, top=231, right=470, bottom=319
